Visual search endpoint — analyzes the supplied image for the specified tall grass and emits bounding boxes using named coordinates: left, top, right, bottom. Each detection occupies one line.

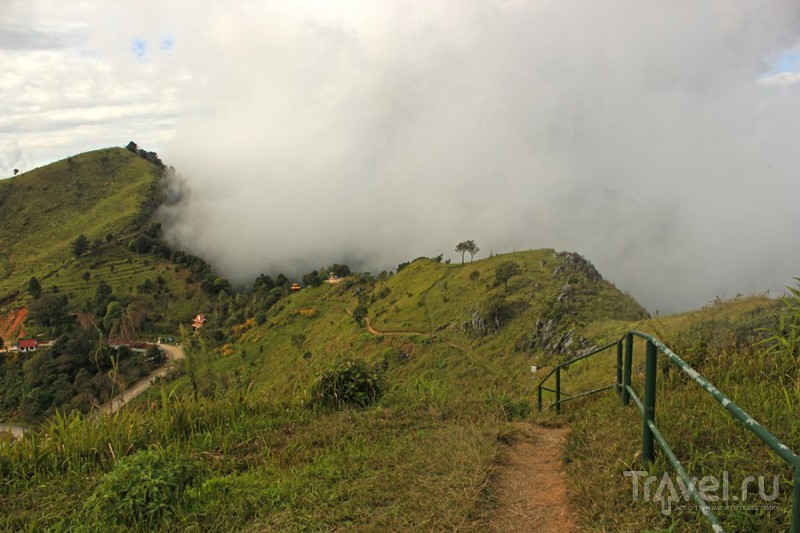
left=548, top=295, right=799, bottom=531
left=0, top=376, right=506, bottom=531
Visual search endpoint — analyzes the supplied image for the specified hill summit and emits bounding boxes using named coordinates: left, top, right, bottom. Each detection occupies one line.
left=0, top=146, right=213, bottom=341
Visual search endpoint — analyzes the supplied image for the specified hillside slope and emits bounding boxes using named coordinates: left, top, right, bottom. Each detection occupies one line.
left=219, top=250, right=649, bottom=402
left=0, top=147, right=209, bottom=341
left=2, top=249, right=794, bottom=531
left=0, top=249, right=652, bottom=530
left=546, top=294, right=798, bottom=531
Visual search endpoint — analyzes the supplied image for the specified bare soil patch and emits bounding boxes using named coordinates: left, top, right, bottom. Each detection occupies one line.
left=0, top=306, right=27, bottom=343
left=491, top=423, right=579, bottom=532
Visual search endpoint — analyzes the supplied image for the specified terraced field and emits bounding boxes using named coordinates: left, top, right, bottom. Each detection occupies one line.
left=0, top=147, right=210, bottom=339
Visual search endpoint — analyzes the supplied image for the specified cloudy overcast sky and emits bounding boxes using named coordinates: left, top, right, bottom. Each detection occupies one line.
left=2, top=1, right=800, bottom=312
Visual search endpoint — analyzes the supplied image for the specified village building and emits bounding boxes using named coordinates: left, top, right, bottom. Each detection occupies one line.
left=323, top=273, right=345, bottom=284
left=17, top=339, right=39, bottom=352
left=192, top=313, right=208, bottom=331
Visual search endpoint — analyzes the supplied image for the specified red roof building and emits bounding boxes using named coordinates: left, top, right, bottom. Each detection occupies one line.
left=192, top=313, right=208, bottom=331
left=18, top=339, right=39, bottom=352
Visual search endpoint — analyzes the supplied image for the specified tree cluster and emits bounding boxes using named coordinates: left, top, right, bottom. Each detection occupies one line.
left=455, top=240, right=480, bottom=264
left=0, top=325, right=156, bottom=421
left=125, top=141, right=165, bottom=169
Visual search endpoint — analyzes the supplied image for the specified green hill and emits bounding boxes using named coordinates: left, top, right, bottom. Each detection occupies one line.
left=0, top=147, right=218, bottom=422
left=0, top=147, right=210, bottom=340
left=219, top=250, right=648, bottom=402
left=0, top=249, right=660, bottom=530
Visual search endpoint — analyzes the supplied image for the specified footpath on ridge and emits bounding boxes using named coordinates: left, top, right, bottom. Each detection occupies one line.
left=491, top=423, right=579, bottom=532
left=360, top=310, right=578, bottom=530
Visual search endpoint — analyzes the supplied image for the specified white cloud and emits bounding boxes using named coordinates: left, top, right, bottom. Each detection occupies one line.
left=758, top=71, right=800, bottom=86
left=0, top=1, right=189, bottom=172
left=2, top=1, right=800, bottom=313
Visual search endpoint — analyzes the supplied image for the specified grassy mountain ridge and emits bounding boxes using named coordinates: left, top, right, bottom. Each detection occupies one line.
left=1, top=246, right=795, bottom=530
left=0, top=147, right=209, bottom=340
left=214, top=250, right=649, bottom=403
left=0, top=147, right=218, bottom=422
left=0, top=248, right=656, bottom=530
left=0, top=149, right=154, bottom=296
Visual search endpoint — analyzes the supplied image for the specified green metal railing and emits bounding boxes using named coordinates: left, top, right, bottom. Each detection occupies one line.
left=536, top=331, right=800, bottom=533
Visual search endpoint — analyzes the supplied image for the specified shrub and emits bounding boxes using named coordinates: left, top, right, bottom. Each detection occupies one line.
left=485, top=393, right=532, bottom=421
left=309, top=360, right=385, bottom=409
left=82, top=448, right=207, bottom=529
left=352, top=304, right=367, bottom=326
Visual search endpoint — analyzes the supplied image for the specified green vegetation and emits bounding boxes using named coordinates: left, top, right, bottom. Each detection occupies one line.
left=0, top=147, right=224, bottom=421
left=0, top=148, right=212, bottom=338
left=0, top=147, right=796, bottom=530
left=494, top=260, right=521, bottom=292
left=308, top=359, right=386, bottom=409
left=541, top=293, right=798, bottom=531
left=82, top=447, right=207, bottom=530
left=0, top=247, right=658, bottom=530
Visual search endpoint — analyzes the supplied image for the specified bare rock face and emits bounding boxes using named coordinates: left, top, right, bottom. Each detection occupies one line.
left=552, top=252, right=602, bottom=283
left=463, top=307, right=487, bottom=337
left=518, top=317, right=593, bottom=357
left=462, top=296, right=526, bottom=337
left=556, top=283, right=573, bottom=304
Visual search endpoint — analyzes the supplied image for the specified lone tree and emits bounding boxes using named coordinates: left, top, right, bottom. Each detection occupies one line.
left=72, top=234, right=90, bottom=258
left=495, top=261, right=521, bottom=292
left=13, top=169, right=19, bottom=176
left=469, top=270, right=480, bottom=288
left=466, top=241, right=479, bottom=262
left=27, top=277, right=42, bottom=299
left=455, top=240, right=480, bottom=264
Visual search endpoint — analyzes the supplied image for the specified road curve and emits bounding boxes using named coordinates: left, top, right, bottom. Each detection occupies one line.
left=0, top=345, right=185, bottom=440
left=97, top=344, right=185, bottom=416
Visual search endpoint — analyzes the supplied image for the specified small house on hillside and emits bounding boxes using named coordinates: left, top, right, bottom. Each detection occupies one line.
left=290, top=283, right=301, bottom=293
left=192, top=314, right=208, bottom=332
left=323, top=273, right=344, bottom=284
left=17, top=339, right=39, bottom=352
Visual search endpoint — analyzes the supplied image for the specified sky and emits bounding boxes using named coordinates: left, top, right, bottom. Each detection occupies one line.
left=2, top=0, right=800, bottom=313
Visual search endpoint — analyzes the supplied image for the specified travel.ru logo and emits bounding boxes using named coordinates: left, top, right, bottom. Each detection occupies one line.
left=624, top=470, right=780, bottom=516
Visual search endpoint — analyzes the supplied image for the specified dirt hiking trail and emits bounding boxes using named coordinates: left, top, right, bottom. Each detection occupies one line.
left=492, top=423, right=579, bottom=532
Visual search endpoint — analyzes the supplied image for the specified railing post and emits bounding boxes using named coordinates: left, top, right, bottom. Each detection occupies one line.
left=616, top=341, right=623, bottom=396
left=642, top=340, right=657, bottom=463
left=792, top=468, right=799, bottom=533
left=537, top=385, right=542, bottom=413
left=555, top=366, right=561, bottom=414
left=623, top=333, right=633, bottom=406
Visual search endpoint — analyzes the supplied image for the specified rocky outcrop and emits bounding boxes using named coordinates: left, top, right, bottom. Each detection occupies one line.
left=463, top=307, right=487, bottom=337
left=516, top=316, right=594, bottom=358
left=552, top=252, right=602, bottom=282
left=462, top=296, right=526, bottom=337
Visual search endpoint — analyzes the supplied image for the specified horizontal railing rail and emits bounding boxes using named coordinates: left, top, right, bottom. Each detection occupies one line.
left=536, top=331, right=799, bottom=533
left=536, top=340, right=620, bottom=414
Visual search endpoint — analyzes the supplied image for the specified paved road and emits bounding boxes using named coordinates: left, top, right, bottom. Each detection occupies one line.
left=97, top=344, right=185, bottom=415
left=0, top=344, right=185, bottom=440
